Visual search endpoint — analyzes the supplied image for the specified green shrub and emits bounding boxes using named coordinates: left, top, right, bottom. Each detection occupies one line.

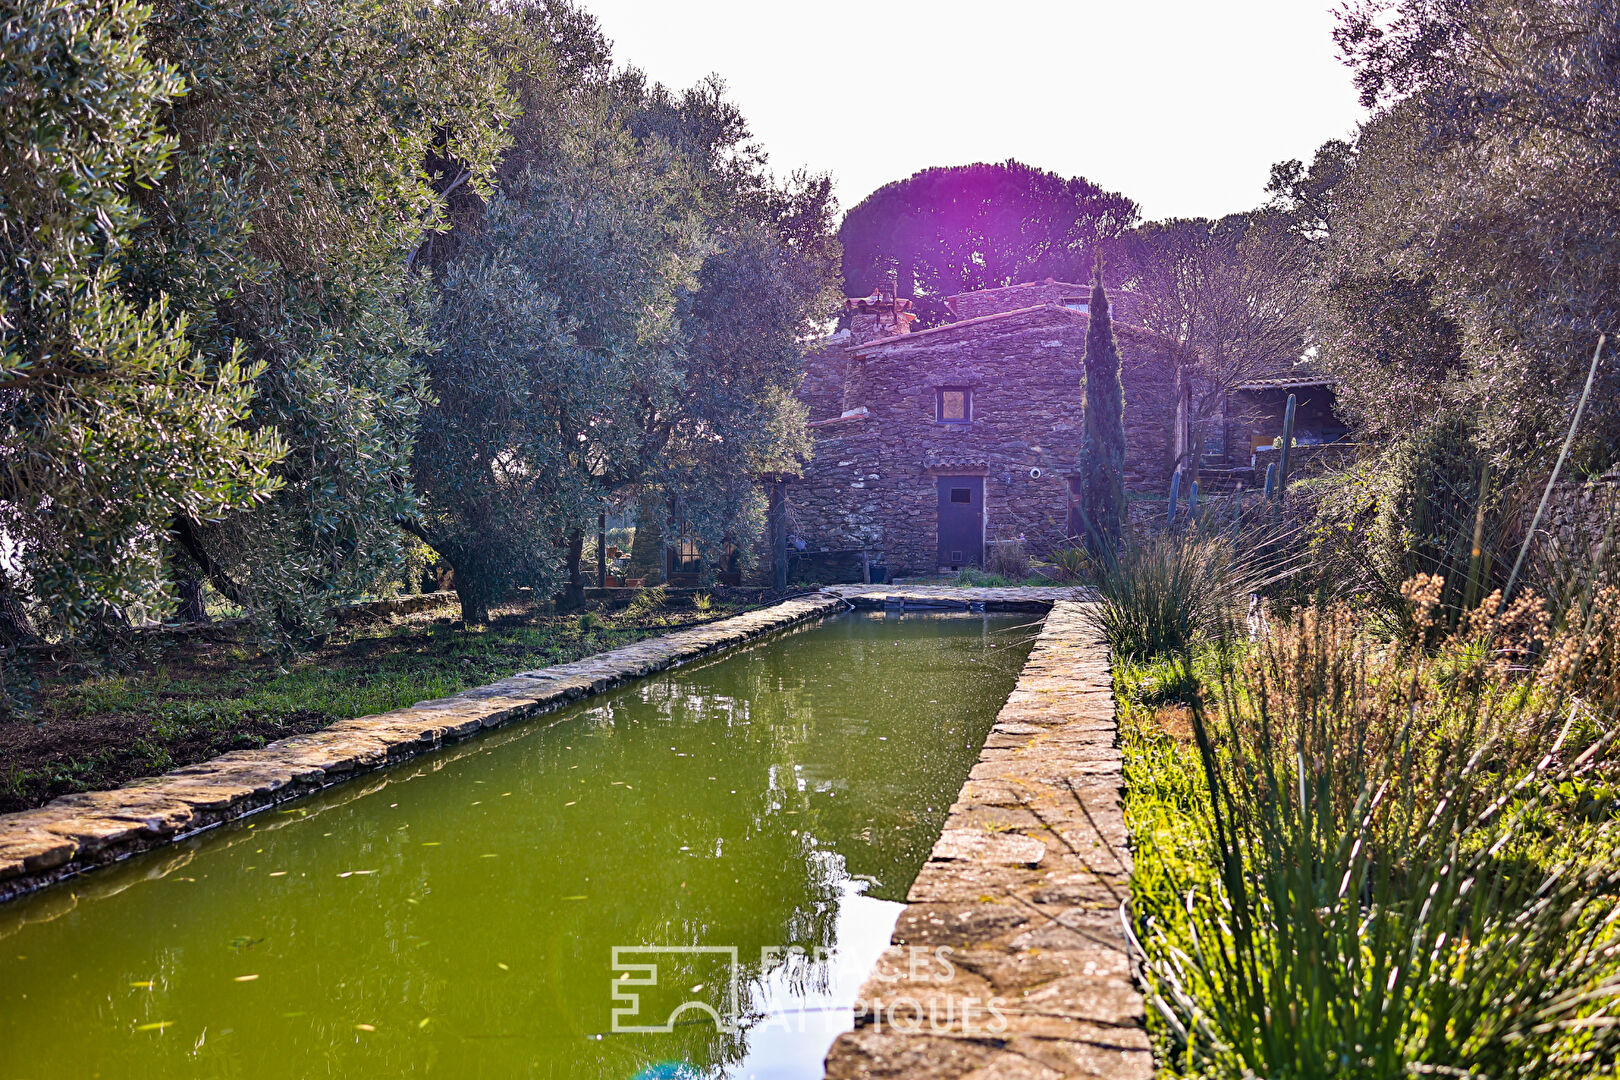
left=1308, top=416, right=1527, bottom=632
left=623, top=584, right=669, bottom=622
left=1047, top=545, right=1092, bottom=584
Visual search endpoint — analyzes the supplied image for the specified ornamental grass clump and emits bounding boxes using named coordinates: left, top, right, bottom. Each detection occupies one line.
left=1088, top=522, right=1280, bottom=661
left=1139, top=575, right=1620, bottom=1079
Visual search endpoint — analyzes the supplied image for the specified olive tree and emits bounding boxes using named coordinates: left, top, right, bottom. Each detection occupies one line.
left=1323, top=0, right=1620, bottom=472
left=411, top=20, right=839, bottom=620
left=0, top=0, right=282, bottom=649
left=127, top=0, right=519, bottom=639
left=409, top=109, right=703, bottom=624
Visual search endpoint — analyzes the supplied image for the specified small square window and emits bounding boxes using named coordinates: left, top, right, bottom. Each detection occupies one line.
left=937, top=387, right=971, bottom=423
left=949, top=488, right=971, bottom=503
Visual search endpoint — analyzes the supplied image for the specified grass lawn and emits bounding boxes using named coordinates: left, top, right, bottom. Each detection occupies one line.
left=0, top=590, right=770, bottom=813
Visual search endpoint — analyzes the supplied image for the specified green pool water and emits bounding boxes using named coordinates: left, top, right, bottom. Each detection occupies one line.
left=0, top=612, right=1035, bottom=1080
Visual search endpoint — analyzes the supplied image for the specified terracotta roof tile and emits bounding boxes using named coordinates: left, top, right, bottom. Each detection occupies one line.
left=849, top=303, right=1178, bottom=356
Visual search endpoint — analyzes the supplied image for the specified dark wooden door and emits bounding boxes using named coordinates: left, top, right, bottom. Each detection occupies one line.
left=936, top=476, right=984, bottom=570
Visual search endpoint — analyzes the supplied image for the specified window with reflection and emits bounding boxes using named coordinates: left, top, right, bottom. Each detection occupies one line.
left=937, top=387, right=971, bottom=423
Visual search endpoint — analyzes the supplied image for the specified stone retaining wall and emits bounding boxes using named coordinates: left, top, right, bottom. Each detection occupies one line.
left=333, top=590, right=459, bottom=624
left=0, top=595, right=844, bottom=904
left=824, top=600, right=1149, bottom=1079
left=1540, top=477, right=1620, bottom=568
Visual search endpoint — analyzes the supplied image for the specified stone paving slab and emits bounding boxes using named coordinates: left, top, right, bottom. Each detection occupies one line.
left=0, top=594, right=844, bottom=904
left=823, top=600, right=1151, bottom=1080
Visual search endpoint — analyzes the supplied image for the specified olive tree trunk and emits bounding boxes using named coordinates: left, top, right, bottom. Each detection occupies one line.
left=555, top=533, right=586, bottom=612
left=175, top=578, right=210, bottom=624
left=0, top=569, right=35, bottom=648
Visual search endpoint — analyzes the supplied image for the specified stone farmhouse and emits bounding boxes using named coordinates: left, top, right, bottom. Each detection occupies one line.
left=759, top=278, right=1185, bottom=581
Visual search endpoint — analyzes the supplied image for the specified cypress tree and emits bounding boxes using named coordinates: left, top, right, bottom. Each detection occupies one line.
left=1079, top=256, right=1127, bottom=552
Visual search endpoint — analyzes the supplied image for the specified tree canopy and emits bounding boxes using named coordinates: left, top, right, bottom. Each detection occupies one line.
left=407, top=11, right=837, bottom=622
left=0, top=0, right=840, bottom=678
left=0, top=0, right=283, bottom=642
left=1124, top=211, right=1313, bottom=472
left=838, top=161, right=1137, bottom=325
left=1290, top=0, right=1620, bottom=471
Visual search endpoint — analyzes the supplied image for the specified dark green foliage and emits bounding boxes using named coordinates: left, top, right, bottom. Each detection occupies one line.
left=112, top=0, right=518, bottom=641
left=1373, top=415, right=1498, bottom=618
left=1303, top=414, right=1516, bottom=630
left=1288, top=2, right=1620, bottom=472
left=1086, top=514, right=1287, bottom=662
left=1, top=0, right=833, bottom=681
left=0, top=0, right=283, bottom=647
left=411, top=101, right=703, bottom=623
left=413, top=24, right=838, bottom=621
left=838, top=161, right=1136, bottom=324
left=1088, top=532, right=1242, bottom=660
left=1078, top=264, right=1126, bottom=552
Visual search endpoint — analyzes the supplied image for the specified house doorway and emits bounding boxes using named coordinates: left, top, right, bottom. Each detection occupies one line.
left=935, top=476, right=984, bottom=570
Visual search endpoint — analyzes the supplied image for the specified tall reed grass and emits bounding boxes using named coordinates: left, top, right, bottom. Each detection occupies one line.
left=1088, top=513, right=1292, bottom=661
left=1136, top=577, right=1620, bottom=1078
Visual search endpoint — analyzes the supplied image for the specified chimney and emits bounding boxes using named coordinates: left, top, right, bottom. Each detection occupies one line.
left=845, top=270, right=916, bottom=345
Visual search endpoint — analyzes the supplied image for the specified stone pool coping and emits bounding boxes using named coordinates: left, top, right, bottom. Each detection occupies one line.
left=824, top=600, right=1151, bottom=1079
left=0, top=593, right=848, bottom=903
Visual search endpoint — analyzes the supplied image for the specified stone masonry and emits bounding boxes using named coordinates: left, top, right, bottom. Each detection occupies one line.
left=1540, top=477, right=1620, bottom=569
left=777, top=280, right=1179, bottom=578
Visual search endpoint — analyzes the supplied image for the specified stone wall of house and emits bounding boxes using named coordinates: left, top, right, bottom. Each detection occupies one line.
left=947, top=280, right=1092, bottom=320
left=757, top=307, right=1178, bottom=579
left=799, top=334, right=851, bottom=422
left=944, top=278, right=1142, bottom=325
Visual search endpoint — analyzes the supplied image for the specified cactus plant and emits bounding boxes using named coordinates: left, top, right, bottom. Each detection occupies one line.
left=1168, top=471, right=1182, bottom=527
left=1263, top=462, right=1279, bottom=498
left=1276, top=393, right=1297, bottom=502
left=1189, top=479, right=1201, bottom=519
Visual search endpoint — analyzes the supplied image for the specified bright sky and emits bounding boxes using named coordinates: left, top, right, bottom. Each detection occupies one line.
left=581, top=0, right=1368, bottom=223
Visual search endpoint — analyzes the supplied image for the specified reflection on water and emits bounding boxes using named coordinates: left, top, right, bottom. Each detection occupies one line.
left=0, top=612, right=1034, bottom=1079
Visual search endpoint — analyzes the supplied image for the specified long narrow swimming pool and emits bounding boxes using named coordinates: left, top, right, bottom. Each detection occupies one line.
left=0, top=611, right=1035, bottom=1080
